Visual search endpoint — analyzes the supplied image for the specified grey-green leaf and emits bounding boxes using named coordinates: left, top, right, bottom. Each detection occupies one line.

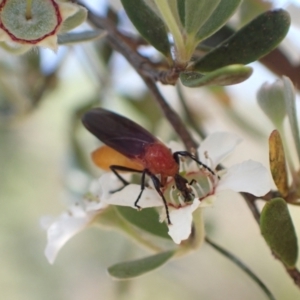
left=196, top=0, right=242, bottom=42
left=58, top=30, right=105, bottom=45
left=184, top=0, right=220, bottom=34
left=193, top=9, right=290, bottom=72
left=177, top=0, right=185, bottom=26
left=260, top=198, right=298, bottom=268
left=108, top=250, right=175, bottom=279
left=120, top=0, right=170, bottom=56
left=116, top=206, right=171, bottom=239
left=180, top=64, right=252, bottom=87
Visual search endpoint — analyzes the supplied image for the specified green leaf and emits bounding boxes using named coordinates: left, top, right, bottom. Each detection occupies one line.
left=116, top=206, right=171, bottom=239
left=268, top=130, right=289, bottom=197
left=282, top=76, right=300, bottom=163
left=58, top=30, right=105, bottom=45
left=260, top=198, right=298, bottom=268
left=193, top=9, right=290, bottom=72
left=120, top=0, right=170, bottom=56
left=185, top=0, right=220, bottom=34
left=177, top=0, right=185, bottom=26
left=180, top=65, right=252, bottom=87
left=196, top=0, right=242, bottom=41
left=60, top=6, right=87, bottom=33
left=108, top=250, right=175, bottom=279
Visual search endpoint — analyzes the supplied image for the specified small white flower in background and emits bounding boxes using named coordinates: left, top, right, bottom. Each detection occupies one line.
left=99, top=132, right=271, bottom=244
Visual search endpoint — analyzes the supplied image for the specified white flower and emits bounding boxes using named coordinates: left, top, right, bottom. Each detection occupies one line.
left=100, top=132, right=271, bottom=245
left=44, top=132, right=271, bottom=263
left=42, top=180, right=106, bottom=264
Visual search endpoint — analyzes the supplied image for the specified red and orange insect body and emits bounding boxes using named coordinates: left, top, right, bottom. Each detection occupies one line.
left=141, top=143, right=179, bottom=184
left=92, top=145, right=144, bottom=172
left=82, top=108, right=215, bottom=225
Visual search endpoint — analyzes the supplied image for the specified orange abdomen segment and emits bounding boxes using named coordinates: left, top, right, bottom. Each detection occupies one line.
left=92, top=145, right=144, bottom=171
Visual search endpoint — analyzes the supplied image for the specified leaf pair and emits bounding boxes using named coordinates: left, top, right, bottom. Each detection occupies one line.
left=121, top=0, right=290, bottom=89
left=181, top=9, right=290, bottom=87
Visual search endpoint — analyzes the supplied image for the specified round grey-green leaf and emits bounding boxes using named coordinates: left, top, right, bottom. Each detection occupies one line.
left=180, top=64, right=252, bottom=87
left=196, top=0, right=242, bottom=42
left=108, top=250, right=175, bottom=279
left=58, top=30, right=105, bottom=45
left=260, top=198, right=298, bottom=268
left=193, top=9, right=290, bottom=72
left=120, top=0, right=170, bottom=56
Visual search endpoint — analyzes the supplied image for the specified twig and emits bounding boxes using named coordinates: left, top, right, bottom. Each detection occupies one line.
left=142, top=76, right=198, bottom=150
left=206, top=236, right=276, bottom=300
left=176, top=83, right=206, bottom=139
left=260, top=48, right=300, bottom=89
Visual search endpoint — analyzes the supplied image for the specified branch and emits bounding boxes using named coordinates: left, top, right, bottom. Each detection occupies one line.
left=260, top=48, right=300, bottom=89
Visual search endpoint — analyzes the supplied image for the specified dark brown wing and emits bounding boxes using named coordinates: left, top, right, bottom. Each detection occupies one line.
left=82, top=108, right=159, bottom=159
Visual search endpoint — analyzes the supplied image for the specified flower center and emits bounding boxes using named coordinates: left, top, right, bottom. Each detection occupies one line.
left=0, top=0, right=62, bottom=44
left=162, top=170, right=217, bottom=208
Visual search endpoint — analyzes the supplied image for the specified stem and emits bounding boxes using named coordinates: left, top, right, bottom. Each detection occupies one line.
left=205, top=236, right=276, bottom=300
left=241, top=192, right=261, bottom=224
left=143, top=76, right=198, bottom=151
left=176, top=83, right=205, bottom=139
left=26, top=0, right=33, bottom=20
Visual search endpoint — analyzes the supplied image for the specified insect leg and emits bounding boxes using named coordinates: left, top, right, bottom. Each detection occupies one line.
left=150, top=175, right=172, bottom=225
left=134, top=169, right=147, bottom=210
left=173, top=151, right=217, bottom=177
left=110, top=166, right=172, bottom=225
left=110, top=165, right=143, bottom=186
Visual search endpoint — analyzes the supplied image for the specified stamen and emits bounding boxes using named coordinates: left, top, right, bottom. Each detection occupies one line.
left=169, top=186, right=177, bottom=206
left=207, top=175, right=215, bottom=193
left=180, top=156, right=188, bottom=172
left=177, top=193, right=185, bottom=206
left=188, top=185, right=198, bottom=199
left=204, top=151, right=214, bottom=169
left=194, top=181, right=206, bottom=196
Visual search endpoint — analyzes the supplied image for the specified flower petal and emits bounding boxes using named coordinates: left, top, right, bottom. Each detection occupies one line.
left=168, top=200, right=200, bottom=244
left=44, top=207, right=93, bottom=264
left=59, top=1, right=80, bottom=20
left=103, top=184, right=163, bottom=208
left=216, top=160, right=271, bottom=196
left=99, top=173, right=127, bottom=200
left=198, top=132, right=242, bottom=167
left=38, top=35, right=58, bottom=50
